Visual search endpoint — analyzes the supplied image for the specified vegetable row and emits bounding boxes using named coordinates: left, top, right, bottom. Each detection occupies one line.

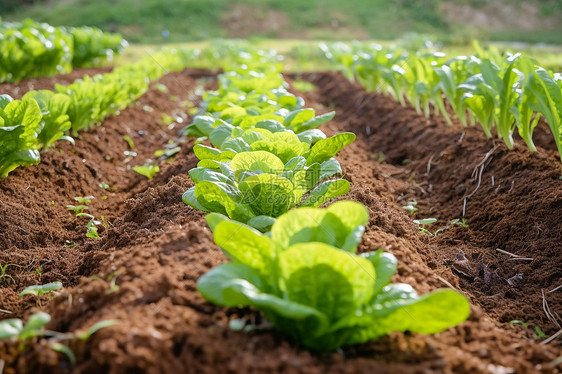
left=319, top=42, right=562, bottom=162
left=180, top=53, right=470, bottom=351
left=0, top=18, right=127, bottom=83
left=0, top=48, right=196, bottom=178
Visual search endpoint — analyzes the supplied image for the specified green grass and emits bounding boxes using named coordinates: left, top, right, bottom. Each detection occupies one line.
left=5, top=0, right=561, bottom=45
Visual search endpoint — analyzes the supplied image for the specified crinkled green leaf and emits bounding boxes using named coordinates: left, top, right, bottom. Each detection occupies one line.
left=0, top=96, right=42, bottom=177
left=307, top=132, right=355, bottom=166
left=229, top=151, right=285, bottom=177
left=360, top=250, right=397, bottom=294
left=212, top=220, right=271, bottom=270
left=279, top=243, right=375, bottom=321
left=272, top=200, right=368, bottom=252
left=296, top=111, right=336, bottom=132
left=300, top=179, right=350, bottom=208
left=239, top=173, right=294, bottom=217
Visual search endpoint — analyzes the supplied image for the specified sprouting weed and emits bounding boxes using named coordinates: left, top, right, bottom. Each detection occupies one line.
left=67, top=204, right=88, bottom=215
left=85, top=219, right=100, bottom=239
left=0, top=312, right=118, bottom=364
left=402, top=200, right=418, bottom=215
left=434, top=218, right=469, bottom=235
left=510, top=320, right=549, bottom=340
left=413, top=218, right=437, bottom=235
left=0, top=263, right=16, bottom=284
left=123, top=135, right=135, bottom=149
left=99, top=182, right=116, bottom=192
left=92, top=271, right=121, bottom=294
left=74, top=196, right=95, bottom=205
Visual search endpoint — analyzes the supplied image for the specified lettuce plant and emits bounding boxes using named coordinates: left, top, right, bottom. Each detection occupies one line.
left=0, top=95, right=42, bottom=177
left=197, top=201, right=470, bottom=351
left=23, top=90, right=73, bottom=150
left=69, top=26, right=128, bottom=68
left=183, top=148, right=351, bottom=231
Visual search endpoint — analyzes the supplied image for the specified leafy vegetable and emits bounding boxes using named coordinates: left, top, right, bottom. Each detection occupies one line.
left=198, top=202, right=470, bottom=350
left=0, top=95, right=42, bottom=177
left=22, top=90, right=73, bottom=149
left=183, top=149, right=350, bottom=228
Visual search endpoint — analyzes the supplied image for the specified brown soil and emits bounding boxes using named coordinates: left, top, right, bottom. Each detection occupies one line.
left=0, top=70, right=560, bottom=373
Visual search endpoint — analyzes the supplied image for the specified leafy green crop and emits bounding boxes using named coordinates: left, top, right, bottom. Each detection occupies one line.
left=319, top=42, right=562, bottom=161
left=0, top=19, right=127, bottom=83
left=183, top=145, right=351, bottom=230
left=22, top=90, right=73, bottom=150
left=0, top=46, right=197, bottom=177
left=198, top=201, right=470, bottom=350
left=0, top=95, right=42, bottom=177
left=70, top=26, right=128, bottom=68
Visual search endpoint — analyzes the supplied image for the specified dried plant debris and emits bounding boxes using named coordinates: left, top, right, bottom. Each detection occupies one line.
left=450, top=250, right=523, bottom=287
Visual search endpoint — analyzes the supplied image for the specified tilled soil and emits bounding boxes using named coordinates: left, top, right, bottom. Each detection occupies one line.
left=0, top=69, right=560, bottom=373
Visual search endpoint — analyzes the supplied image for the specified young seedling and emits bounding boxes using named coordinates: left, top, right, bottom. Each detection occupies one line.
left=161, top=114, right=175, bottom=126
left=434, top=218, right=469, bottom=235
left=67, top=205, right=88, bottom=215
left=85, top=219, right=100, bottom=239
left=0, top=312, right=118, bottom=364
left=19, top=281, right=63, bottom=297
left=99, top=182, right=117, bottom=192
left=154, top=146, right=181, bottom=160
left=91, top=271, right=121, bottom=294
left=154, top=83, right=169, bottom=93
left=402, top=200, right=418, bottom=215
left=413, top=218, right=437, bottom=235
left=0, top=263, right=16, bottom=285
left=74, top=196, right=95, bottom=205
left=133, top=164, right=160, bottom=180
left=510, top=320, right=548, bottom=340
left=123, top=135, right=135, bottom=149
left=75, top=213, right=101, bottom=239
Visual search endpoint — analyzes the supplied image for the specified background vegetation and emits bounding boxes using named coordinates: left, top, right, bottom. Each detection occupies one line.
left=2, top=0, right=561, bottom=45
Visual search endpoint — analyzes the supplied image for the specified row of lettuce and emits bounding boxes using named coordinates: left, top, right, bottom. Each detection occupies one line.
left=317, top=42, right=562, bottom=161
left=180, top=52, right=470, bottom=350
left=0, top=48, right=196, bottom=178
left=0, top=18, right=127, bottom=82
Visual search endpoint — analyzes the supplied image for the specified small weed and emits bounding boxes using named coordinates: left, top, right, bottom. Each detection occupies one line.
left=66, top=205, right=88, bottom=215
left=91, top=271, right=121, bottom=294
left=510, top=320, right=549, bottom=340
left=0, top=264, right=16, bottom=284
left=74, top=196, right=94, bottom=205
left=123, top=135, right=135, bottom=149
left=402, top=200, right=418, bottom=215
left=0, top=312, right=118, bottom=364
left=434, top=218, right=469, bottom=235
left=133, top=164, right=160, bottom=180
left=413, top=218, right=437, bottom=235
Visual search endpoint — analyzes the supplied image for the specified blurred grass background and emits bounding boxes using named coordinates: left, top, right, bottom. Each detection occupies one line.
left=3, top=0, right=562, bottom=45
